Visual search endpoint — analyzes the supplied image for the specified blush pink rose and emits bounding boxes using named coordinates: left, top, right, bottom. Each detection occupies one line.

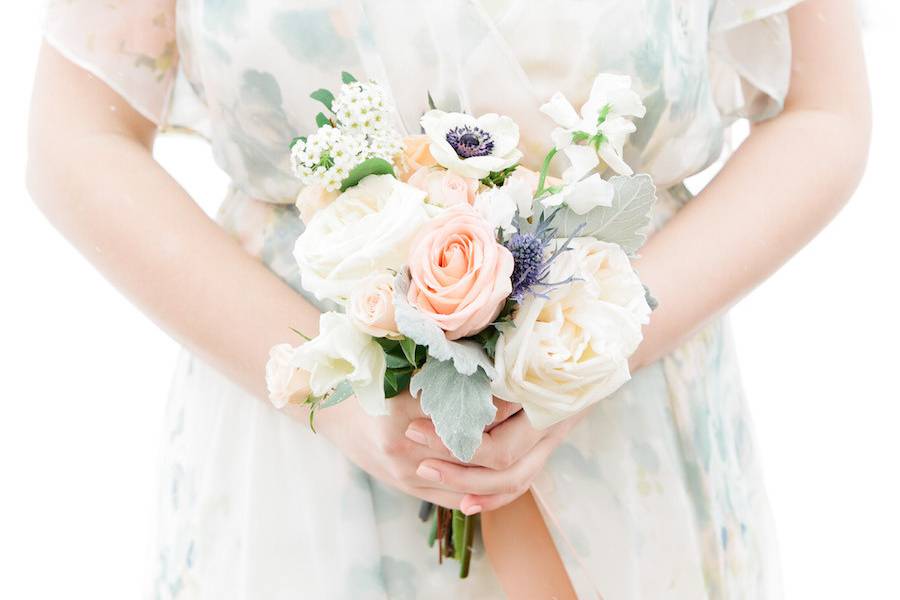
left=408, top=167, right=480, bottom=208
left=407, top=205, right=514, bottom=340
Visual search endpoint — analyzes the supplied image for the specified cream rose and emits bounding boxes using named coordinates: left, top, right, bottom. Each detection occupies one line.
left=408, top=166, right=479, bottom=208
left=265, top=344, right=309, bottom=409
left=291, top=312, right=388, bottom=415
left=293, top=174, right=431, bottom=303
left=407, top=204, right=514, bottom=340
left=349, top=271, right=399, bottom=338
left=492, top=238, right=649, bottom=429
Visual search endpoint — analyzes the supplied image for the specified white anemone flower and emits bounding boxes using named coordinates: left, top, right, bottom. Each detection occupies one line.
left=420, top=110, right=524, bottom=179
left=540, top=73, right=646, bottom=177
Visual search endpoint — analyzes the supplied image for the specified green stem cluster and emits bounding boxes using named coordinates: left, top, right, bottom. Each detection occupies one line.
left=428, top=506, right=477, bottom=578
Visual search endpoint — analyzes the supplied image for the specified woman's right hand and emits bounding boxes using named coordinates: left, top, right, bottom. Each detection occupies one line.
left=301, top=391, right=519, bottom=509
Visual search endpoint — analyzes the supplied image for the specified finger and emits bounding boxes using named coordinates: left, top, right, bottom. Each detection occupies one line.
left=405, top=412, right=546, bottom=470
left=412, top=487, right=467, bottom=511
left=488, top=398, right=522, bottom=430
left=458, top=437, right=559, bottom=513
left=416, top=434, right=557, bottom=497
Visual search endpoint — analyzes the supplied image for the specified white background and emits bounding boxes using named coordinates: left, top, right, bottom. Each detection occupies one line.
left=1, top=3, right=898, bottom=599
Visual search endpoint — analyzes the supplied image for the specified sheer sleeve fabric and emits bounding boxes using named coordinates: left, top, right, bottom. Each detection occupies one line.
left=44, top=0, right=179, bottom=127
left=709, top=0, right=805, bottom=123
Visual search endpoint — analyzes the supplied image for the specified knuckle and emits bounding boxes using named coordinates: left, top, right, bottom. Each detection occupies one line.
left=380, top=436, right=408, bottom=458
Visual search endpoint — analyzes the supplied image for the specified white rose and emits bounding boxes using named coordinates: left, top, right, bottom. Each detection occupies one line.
left=420, top=110, right=523, bottom=179
left=294, top=174, right=431, bottom=303
left=292, top=312, right=388, bottom=415
left=492, top=238, right=648, bottom=428
left=349, top=271, right=399, bottom=338
left=265, top=344, right=309, bottom=409
left=573, top=238, right=652, bottom=325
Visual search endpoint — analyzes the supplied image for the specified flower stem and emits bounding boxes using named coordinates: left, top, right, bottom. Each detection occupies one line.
left=535, top=147, right=558, bottom=198
left=458, top=513, right=476, bottom=578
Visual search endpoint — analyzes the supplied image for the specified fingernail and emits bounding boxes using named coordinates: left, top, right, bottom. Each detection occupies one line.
left=462, top=504, right=482, bottom=516
left=405, top=428, right=428, bottom=446
left=416, top=464, right=442, bottom=482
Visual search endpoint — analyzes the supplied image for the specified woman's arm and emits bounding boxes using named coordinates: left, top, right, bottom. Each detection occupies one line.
left=26, top=42, right=519, bottom=509
left=26, top=43, right=321, bottom=400
left=631, top=0, right=871, bottom=368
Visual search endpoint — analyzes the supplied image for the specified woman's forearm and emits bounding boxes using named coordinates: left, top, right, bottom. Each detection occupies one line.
left=27, top=44, right=320, bottom=400
left=631, top=0, right=870, bottom=370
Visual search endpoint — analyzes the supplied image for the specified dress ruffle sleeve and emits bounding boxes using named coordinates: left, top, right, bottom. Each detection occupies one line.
left=708, top=0, right=805, bottom=124
left=44, top=0, right=179, bottom=127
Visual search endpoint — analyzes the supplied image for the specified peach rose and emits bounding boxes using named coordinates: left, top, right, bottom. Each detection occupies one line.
left=408, top=167, right=479, bottom=208
left=398, top=135, right=437, bottom=181
left=296, top=184, right=339, bottom=224
left=407, top=205, right=514, bottom=340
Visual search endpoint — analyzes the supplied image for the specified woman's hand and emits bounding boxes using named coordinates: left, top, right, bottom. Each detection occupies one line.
left=404, top=409, right=587, bottom=515
left=305, top=391, right=521, bottom=509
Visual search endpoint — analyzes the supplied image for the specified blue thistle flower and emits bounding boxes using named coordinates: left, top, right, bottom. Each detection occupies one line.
left=506, top=208, right=584, bottom=302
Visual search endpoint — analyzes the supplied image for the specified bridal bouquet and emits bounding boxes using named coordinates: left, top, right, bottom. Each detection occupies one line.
left=266, top=71, right=657, bottom=576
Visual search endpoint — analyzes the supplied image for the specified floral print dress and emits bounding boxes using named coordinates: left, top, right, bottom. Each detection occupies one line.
left=44, top=1, right=803, bottom=598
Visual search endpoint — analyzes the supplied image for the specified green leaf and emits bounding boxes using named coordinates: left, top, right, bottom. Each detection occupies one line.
left=384, top=351, right=410, bottom=370
left=410, top=358, right=496, bottom=462
left=548, top=174, right=657, bottom=256
left=400, top=337, right=418, bottom=365
left=427, top=91, right=437, bottom=111
left=384, top=367, right=413, bottom=398
left=315, top=112, right=330, bottom=128
left=310, top=88, right=336, bottom=112
left=479, top=164, right=519, bottom=188
left=341, top=71, right=358, bottom=84
left=393, top=271, right=496, bottom=379
left=340, top=158, right=395, bottom=192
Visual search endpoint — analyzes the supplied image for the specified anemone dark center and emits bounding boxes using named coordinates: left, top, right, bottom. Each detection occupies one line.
left=446, top=125, right=495, bottom=159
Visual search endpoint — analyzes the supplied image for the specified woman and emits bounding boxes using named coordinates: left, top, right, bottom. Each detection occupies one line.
left=28, top=0, right=869, bottom=598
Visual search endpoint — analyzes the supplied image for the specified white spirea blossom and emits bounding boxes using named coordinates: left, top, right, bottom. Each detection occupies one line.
left=291, top=81, right=403, bottom=192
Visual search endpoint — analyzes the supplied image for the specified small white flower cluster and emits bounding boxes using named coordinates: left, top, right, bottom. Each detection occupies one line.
left=291, top=81, right=403, bottom=192
left=333, top=82, right=390, bottom=134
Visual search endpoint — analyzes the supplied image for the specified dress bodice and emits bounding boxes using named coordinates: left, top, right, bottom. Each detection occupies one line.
left=46, top=0, right=796, bottom=205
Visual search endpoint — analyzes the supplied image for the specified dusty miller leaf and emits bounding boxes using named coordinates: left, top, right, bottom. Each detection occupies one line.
left=320, top=379, right=353, bottom=409
left=549, top=174, right=657, bottom=255
left=392, top=271, right=496, bottom=379
left=410, top=358, right=496, bottom=462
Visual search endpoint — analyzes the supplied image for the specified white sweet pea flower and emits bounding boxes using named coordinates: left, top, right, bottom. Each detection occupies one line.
left=473, top=177, right=532, bottom=236
left=542, top=173, right=614, bottom=215
left=291, top=312, right=388, bottom=416
left=540, top=73, right=646, bottom=177
left=420, top=110, right=523, bottom=179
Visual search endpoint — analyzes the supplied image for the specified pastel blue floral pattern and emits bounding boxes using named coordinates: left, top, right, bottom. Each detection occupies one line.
left=44, top=0, right=803, bottom=597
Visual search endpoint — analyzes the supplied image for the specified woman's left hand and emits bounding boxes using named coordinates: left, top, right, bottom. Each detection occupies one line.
left=403, top=407, right=587, bottom=515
